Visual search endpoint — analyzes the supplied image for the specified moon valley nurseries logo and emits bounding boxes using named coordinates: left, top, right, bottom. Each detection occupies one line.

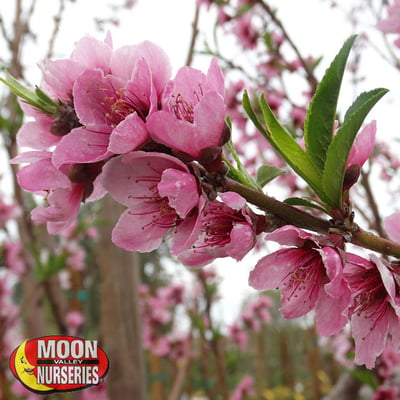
left=9, top=336, right=109, bottom=394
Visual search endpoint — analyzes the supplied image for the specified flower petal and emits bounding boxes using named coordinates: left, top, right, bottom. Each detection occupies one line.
left=108, top=113, right=149, bottom=154
left=52, top=126, right=113, bottom=168
left=111, top=209, right=167, bottom=252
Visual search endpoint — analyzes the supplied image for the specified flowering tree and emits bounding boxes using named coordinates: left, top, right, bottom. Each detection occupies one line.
left=3, top=0, right=400, bottom=399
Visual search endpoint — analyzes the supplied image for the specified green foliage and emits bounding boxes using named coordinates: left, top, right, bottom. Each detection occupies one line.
left=304, top=35, right=357, bottom=172
left=243, top=35, right=388, bottom=213
left=33, top=250, right=69, bottom=282
left=243, top=91, right=324, bottom=199
left=349, top=368, right=378, bottom=390
left=0, top=71, right=59, bottom=116
left=322, top=88, right=388, bottom=207
left=256, top=164, right=286, bottom=187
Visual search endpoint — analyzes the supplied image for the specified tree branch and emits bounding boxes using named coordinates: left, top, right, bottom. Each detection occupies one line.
left=224, top=178, right=400, bottom=259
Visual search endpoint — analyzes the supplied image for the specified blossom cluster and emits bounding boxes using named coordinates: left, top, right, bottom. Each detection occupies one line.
left=249, top=224, right=400, bottom=369
left=139, top=283, right=189, bottom=360
left=13, top=34, right=266, bottom=269
left=9, top=32, right=400, bottom=371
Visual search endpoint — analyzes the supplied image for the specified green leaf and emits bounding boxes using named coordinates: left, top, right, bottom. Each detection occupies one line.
left=322, top=88, right=388, bottom=208
left=242, top=90, right=269, bottom=137
left=304, top=35, right=357, bottom=172
left=284, top=197, right=329, bottom=214
left=258, top=94, right=325, bottom=199
left=225, top=139, right=260, bottom=190
left=256, top=164, right=286, bottom=187
left=0, top=71, right=58, bottom=116
left=349, top=368, right=378, bottom=390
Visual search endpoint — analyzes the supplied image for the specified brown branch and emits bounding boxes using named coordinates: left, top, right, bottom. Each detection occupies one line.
left=224, top=178, right=400, bottom=259
left=167, top=336, right=192, bottom=400
left=186, top=5, right=200, bottom=67
left=360, top=169, right=386, bottom=238
left=46, top=0, right=66, bottom=59
left=255, top=0, right=318, bottom=91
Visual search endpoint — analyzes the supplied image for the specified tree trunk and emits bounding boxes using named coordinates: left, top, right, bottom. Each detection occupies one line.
left=97, top=195, right=146, bottom=400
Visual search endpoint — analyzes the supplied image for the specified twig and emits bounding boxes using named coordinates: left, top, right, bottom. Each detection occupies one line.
left=255, top=0, right=318, bottom=91
left=46, top=0, right=66, bottom=59
left=224, top=178, right=400, bottom=258
left=167, top=335, right=192, bottom=400
left=186, top=5, right=200, bottom=66
left=360, top=169, right=387, bottom=238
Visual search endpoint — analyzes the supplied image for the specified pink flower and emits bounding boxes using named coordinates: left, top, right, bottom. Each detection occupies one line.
left=11, top=151, right=97, bottom=234
left=372, top=386, right=400, bottom=400
left=101, top=151, right=199, bottom=253
left=384, top=212, right=400, bottom=242
left=241, top=295, right=272, bottom=332
left=230, top=376, right=256, bottom=400
left=40, top=35, right=113, bottom=99
left=0, top=198, right=20, bottom=226
left=347, top=120, right=376, bottom=168
left=177, top=192, right=258, bottom=267
left=376, top=342, right=400, bottom=381
left=344, top=253, right=400, bottom=369
left=53, top=41, right=171, bottom=167
left=3, top=241, right=25, bottom=275
left=376, top=0, right=400, bottom=34
left=249, top=225, right=351, bottom=336
left=65, top=310, right=85, bottom=335
left=228, top=323, right=248, bottom=350
left=147, top=59, right=227, bottom=159
left=80, top=383, right=108, bottom=400
left=232, top=13, right=259, bottom=50
left=343, top=120, right=376, bottom=191
left=19, top=35, right=113, bottom=150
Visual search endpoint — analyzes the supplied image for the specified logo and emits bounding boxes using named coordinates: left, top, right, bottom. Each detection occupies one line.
left=9, top=336, right=109, bottom=394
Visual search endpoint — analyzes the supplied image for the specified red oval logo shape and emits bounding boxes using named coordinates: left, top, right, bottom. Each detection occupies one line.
left=9, top=336, right=109, bottom=394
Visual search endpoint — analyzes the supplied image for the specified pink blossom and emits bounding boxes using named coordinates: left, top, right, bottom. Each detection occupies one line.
left=347, top=120, right=376, bottom=168
left=242, top=295, right=272, bottom=332
left=344, top=253, right=400, bottom=369
left=157, top=284, right=185, bottom=305
left=230, top=375, right=256, bottom=400
left=147, top=59, right=227, bottom=159
left=80, top=383, right=109, bottom=400
left=41, top=35, right=113, bottom=99
left=167, top=334, right=190, bottom=360
left=3, top=241, right=25, bottom=275
left=0, top=198, right=20, bottom=226
left=376, top=342, right=400, bottom=381
left=177, top=192, right=258, bottom=267
left=11, top=381, right=42, bottom=400
left=228, top=323, right=248, bottom=350
left=53, top=41, right=171, bottom=167
left=384, top=212, right=400, bottom=242
left=12, top=150, right=105, bottom=234
left=372, top=386, right=400, bottom=400
left=101, top=151, right=199, bottom=253
left=19, top=35, right=113, bottom=151
left=232, top=13, right=259, bottom=50
left=376, top=0, right=400, bottom=34
left=249, top=225, right=351, bottom=336
left=65, top=310, right=85, bottom=335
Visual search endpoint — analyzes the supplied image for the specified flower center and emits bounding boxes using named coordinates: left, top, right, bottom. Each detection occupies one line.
left=128, top=178, right=177, bottom=230
left=196, top=201, right=244, bottom=248
left=103, top=87, right=149, bottom=127
left=171, top=93, right=194, bottom=123
left=283, top=250, right=322, bottom=301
